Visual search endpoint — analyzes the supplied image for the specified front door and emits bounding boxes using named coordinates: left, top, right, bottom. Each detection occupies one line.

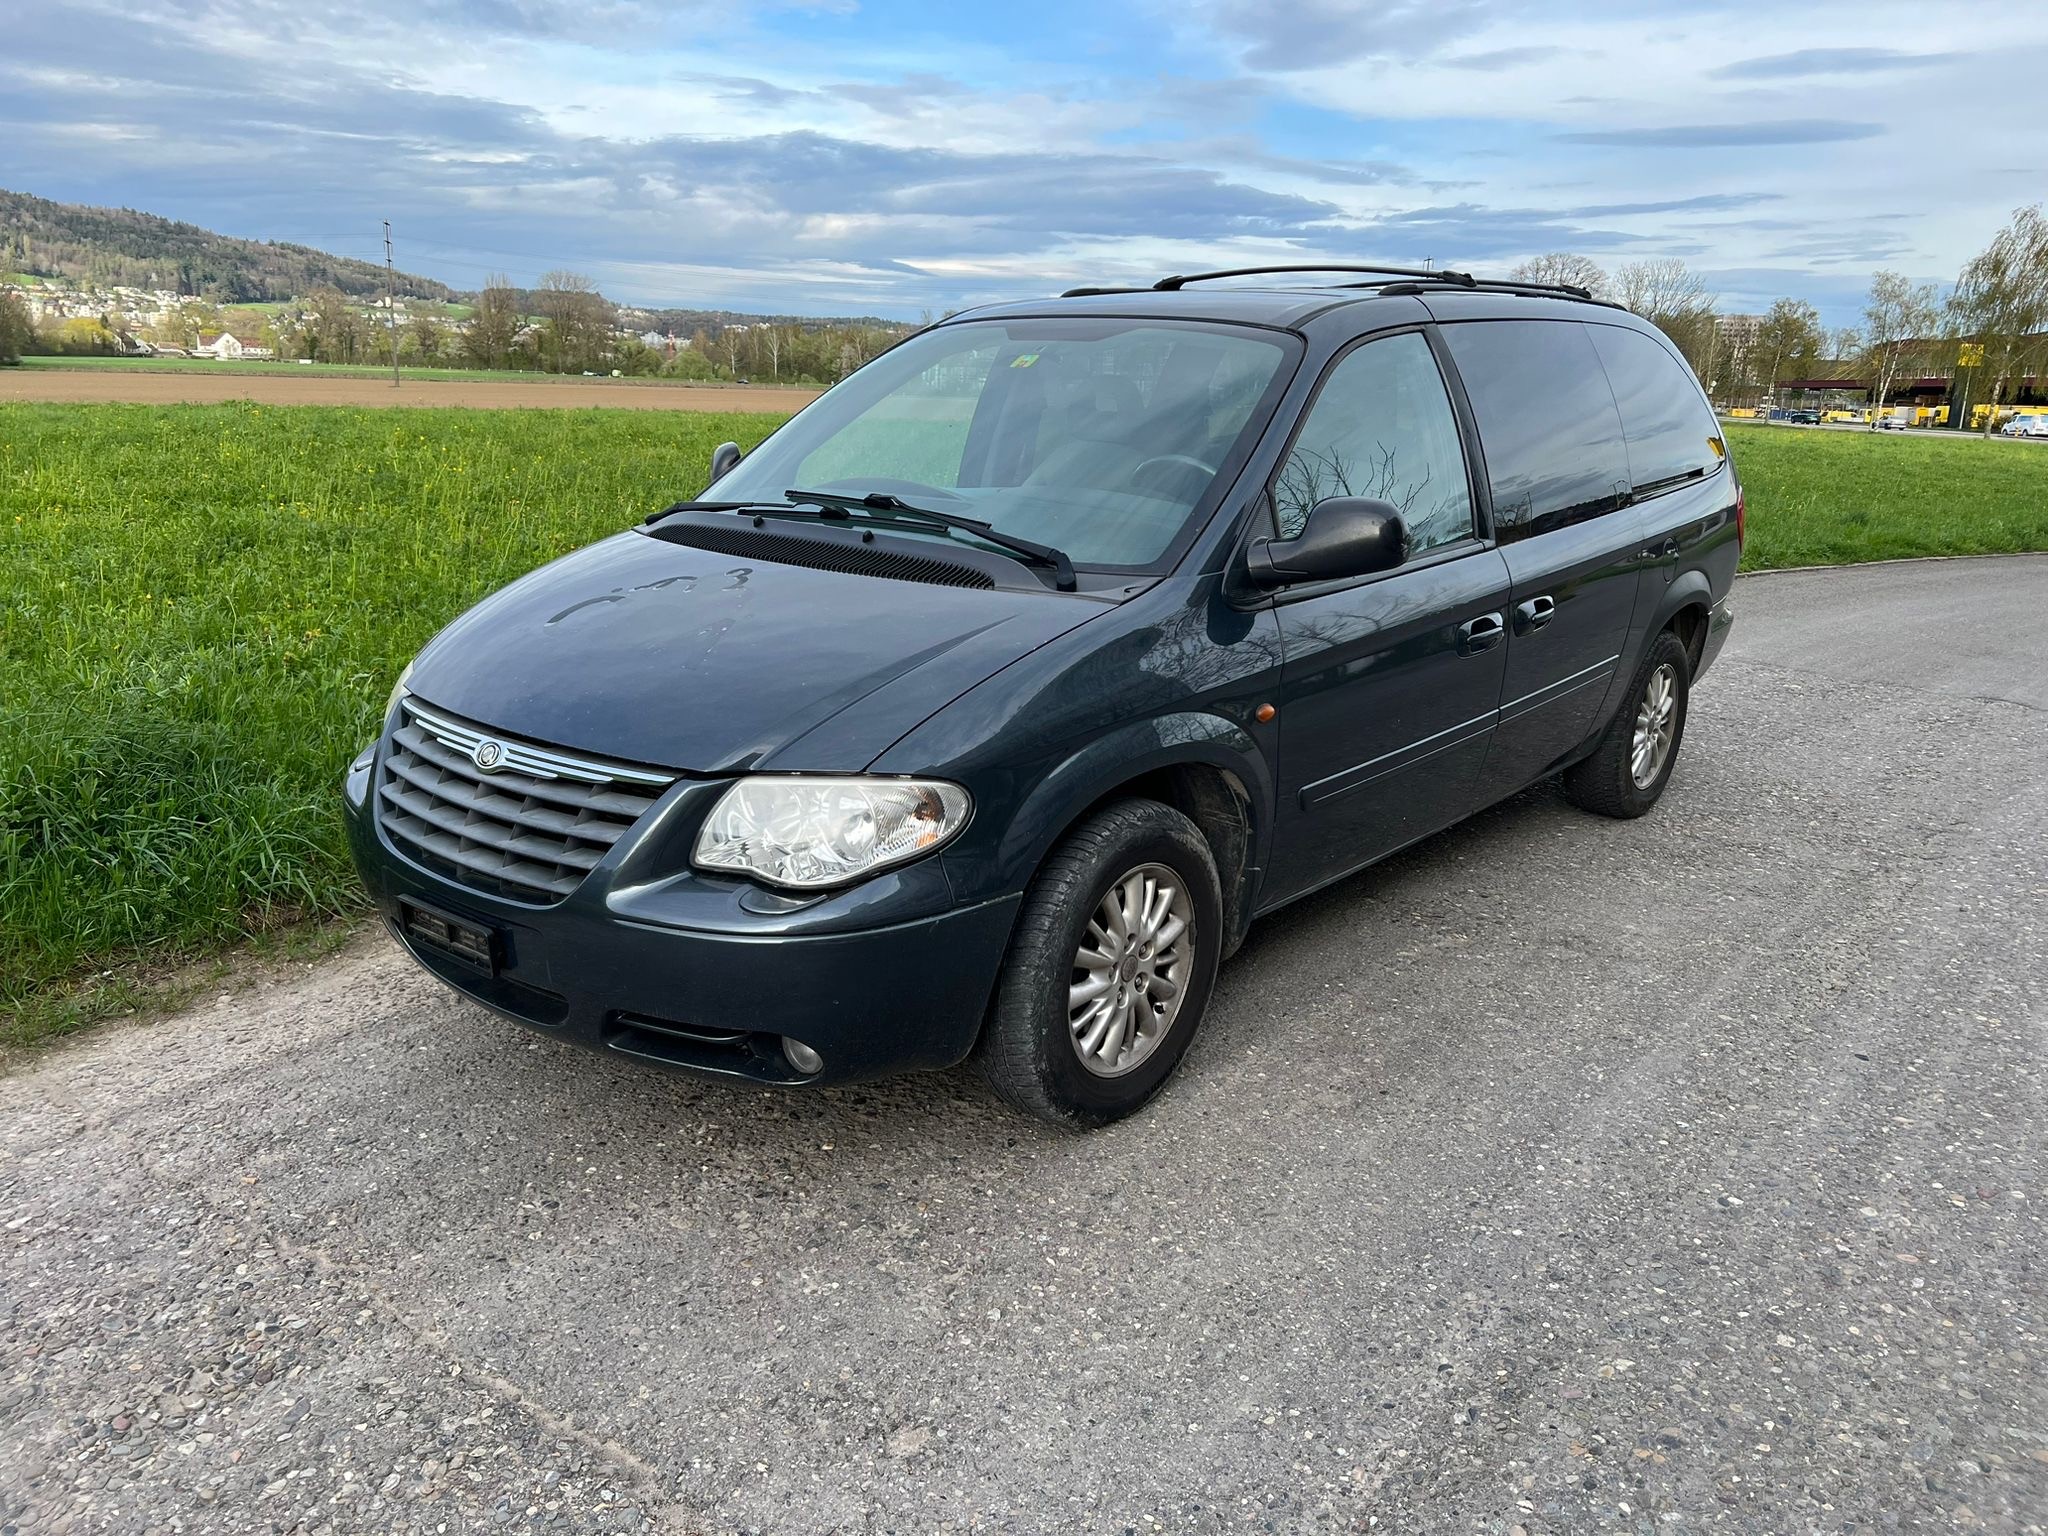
left=1262, top=329, right=1513, bottom=906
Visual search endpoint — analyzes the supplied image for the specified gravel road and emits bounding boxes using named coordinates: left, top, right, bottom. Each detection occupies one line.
left=5, top=556, right=2044, bottom=1535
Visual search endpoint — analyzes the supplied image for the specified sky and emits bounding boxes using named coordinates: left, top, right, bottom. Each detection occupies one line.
left=4, top=0, right=2045, bottom=327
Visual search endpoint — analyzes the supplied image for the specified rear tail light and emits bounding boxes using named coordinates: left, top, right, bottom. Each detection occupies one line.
left=1734, top=484, right=1746, bottom=550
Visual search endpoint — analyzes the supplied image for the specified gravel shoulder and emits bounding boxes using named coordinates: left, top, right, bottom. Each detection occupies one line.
left=4, top=558, right=2045, bottom=1534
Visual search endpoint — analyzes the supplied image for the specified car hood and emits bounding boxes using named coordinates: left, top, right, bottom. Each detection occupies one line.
left=407, top=529, right=1105, bottom=773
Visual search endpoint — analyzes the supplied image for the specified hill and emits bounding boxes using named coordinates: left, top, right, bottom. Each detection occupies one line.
left=0, top=188, right=457, bottom=304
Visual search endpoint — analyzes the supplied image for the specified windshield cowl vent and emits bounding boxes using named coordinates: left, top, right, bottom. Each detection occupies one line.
left=641, top=519, right=997, bottom=590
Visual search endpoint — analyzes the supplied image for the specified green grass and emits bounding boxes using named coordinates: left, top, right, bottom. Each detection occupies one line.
left=3, top=406, right=2044, bottom=1045
left=1726, top=423, right=2048, bottom=570
left=0, top=402, right=788, bottom=1042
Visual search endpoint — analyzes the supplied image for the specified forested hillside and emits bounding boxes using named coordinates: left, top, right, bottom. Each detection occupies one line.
left=0, top=189, right=456, bottom=302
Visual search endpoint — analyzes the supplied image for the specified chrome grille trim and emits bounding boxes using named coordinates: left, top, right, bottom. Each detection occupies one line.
left=377, top=699, right=675, bottom=903
left=404, top=700, right=674, bottom=787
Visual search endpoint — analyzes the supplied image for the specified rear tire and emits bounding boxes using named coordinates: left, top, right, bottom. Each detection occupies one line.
left=977, top=800, right=1222, bottom=1129
left=1563, top=630, right=1691, bottom=819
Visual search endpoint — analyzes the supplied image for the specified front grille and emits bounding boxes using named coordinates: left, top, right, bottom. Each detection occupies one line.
left=377, top=700, right=674, bottom=904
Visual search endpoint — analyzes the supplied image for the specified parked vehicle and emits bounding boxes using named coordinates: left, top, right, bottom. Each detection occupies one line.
left=344, top=265, right=1740, bottom=1127
left=1875, top=412, right=1912, bottom=430
left=2001, top=414, right=2048, bottom=438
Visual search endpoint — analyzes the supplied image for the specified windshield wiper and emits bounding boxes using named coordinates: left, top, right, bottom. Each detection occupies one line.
left=777, top=489, right=1077, bottom=592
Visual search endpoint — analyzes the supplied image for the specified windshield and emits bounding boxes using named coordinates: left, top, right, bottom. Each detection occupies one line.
left=712, top=318, right=1295, bottom=571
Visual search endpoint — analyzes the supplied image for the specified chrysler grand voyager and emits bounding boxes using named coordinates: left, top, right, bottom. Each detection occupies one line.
left=343, top=265, right=1739, bottom=1127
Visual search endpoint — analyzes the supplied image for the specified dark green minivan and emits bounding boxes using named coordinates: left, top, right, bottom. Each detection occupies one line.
left=344, top=266, right=1739, bottom=1127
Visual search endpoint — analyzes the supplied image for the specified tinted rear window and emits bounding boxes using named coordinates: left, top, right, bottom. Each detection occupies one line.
left=1587, top=323, right=1723, bottom=494
left=1440, top=320, right=1628, bottom=538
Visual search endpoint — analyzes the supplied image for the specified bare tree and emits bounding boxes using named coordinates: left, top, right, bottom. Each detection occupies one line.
left=1947, top=204, right=2048, bottom=435
left=1752, top=298, right=1824, bottom=398
left=464, top=275, right=520, bottom=371
left=0, top=289, right=35, bottom=363
left=1613, top=259, right=1718, bottom=378
left=534, top=270, right=614, bottom=375
left=1859, top=270, right=1939, bottom=426
left=1510, top=252, right=1609, bottom=297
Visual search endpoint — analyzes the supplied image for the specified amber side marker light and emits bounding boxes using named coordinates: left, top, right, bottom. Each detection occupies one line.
left=1254, top=703, right=1277, bottom=724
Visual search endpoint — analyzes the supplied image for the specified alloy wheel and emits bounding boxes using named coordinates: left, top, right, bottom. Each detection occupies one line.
left=1631, top=662, right=1678, bottom=788
left=1068, top=862, right=1195, bottom=1078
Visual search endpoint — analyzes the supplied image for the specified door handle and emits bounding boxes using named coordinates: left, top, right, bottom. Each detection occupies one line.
left=1458, top=612, right=1505, bottom=655
left=1514, top=595, right=1555, bottom=631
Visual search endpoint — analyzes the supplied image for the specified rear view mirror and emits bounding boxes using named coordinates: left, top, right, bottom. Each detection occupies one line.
left=1245, top=497, right=1408, bottom=587
left=708, top=440, right=744, bottom=485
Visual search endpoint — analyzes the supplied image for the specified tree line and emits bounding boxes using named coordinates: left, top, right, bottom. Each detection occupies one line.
left=0, top=268, right=914, bottom=381
left=1510, top=202, right=2047, bottom=432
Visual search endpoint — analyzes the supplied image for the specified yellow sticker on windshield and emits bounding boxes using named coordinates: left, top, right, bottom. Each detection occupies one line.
left=1010, top=353, right=1040, bottom=367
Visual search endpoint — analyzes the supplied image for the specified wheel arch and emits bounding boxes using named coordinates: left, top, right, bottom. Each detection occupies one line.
left=994, top=715, right=1272, bottom=959
left=1654, top=572, right=1715, bottom=674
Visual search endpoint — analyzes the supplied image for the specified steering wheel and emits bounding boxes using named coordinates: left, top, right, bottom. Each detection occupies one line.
left=1129, top=454, right=1216, bottom=494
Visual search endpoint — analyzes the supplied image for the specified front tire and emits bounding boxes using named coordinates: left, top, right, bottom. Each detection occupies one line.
left=977, top=800, right=1222, bottom=1128
left=1563, top=629, right=1691, bottom=818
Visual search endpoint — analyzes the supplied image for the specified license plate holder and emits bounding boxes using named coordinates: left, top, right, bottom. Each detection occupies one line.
left=397, top=897, right=499, bottom=974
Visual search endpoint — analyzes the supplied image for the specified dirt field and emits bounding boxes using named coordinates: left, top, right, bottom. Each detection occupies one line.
left=0, top=368, right=821, bottom=412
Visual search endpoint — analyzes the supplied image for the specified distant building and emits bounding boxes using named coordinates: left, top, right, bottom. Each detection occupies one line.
left=194, top=331, right=274, bottom=360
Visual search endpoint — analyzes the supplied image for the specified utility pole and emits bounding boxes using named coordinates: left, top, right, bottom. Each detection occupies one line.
left=382, top=220, right=401, bottom=388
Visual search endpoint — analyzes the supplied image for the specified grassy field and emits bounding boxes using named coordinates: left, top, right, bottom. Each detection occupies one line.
left=0, top=402, right=787, bottom=1042
left=1725, top=423, right=2048, bottom=568
left=2, top=406, right=2044, bottom=1044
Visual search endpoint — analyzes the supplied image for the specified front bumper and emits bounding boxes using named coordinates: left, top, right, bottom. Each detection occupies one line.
left=343, top=746, right=1020, bottom=1087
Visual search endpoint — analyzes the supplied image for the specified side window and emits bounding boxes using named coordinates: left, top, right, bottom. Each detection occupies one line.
left=1586, top=324, right=1724, bottom=494
left=1273, top=331, right=1474, bottom=555
left=1440, top=320, right=1629, bottom=539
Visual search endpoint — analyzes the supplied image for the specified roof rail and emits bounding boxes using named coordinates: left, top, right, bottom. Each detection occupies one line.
left=1375, top=277, right=1617, bottom=306
left=1152, top=263, right=1476, bottom=291
left=1055, top=265, right=1620, bottom=308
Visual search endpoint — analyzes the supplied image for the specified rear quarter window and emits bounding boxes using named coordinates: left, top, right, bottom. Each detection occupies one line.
left=1439, top=320, right=1628, bottom=539
left=1586, top=324, right=1724, bottom=494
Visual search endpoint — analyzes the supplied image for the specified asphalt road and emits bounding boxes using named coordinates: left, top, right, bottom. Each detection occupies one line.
left=5, top=557, right=2045, bottom=1535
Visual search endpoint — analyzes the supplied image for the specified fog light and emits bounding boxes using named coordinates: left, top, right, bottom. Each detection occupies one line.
left=782, top=1037, right=824, bottom=1076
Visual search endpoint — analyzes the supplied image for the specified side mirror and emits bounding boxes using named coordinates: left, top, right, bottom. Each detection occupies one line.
left=1245, top=497, right=1408, bottom=588
left=707, top=440, right=743, bottom=485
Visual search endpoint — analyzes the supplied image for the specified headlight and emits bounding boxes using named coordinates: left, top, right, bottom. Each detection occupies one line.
left=385, top=660, right=415, bottom=720
left=692, top=776, right=971, bottom=890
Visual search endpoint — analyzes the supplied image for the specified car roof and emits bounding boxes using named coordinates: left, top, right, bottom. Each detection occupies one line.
left=949, top=284, right=1645, bottom=336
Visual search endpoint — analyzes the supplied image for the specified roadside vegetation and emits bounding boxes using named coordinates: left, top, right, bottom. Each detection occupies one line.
left=0, top=402, right=785, bottom=1043
left=3, top=404, right=2044, bottom=1045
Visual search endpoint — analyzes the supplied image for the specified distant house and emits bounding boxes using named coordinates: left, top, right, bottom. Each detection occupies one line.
left=194, top=331, right=274, bottom=360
